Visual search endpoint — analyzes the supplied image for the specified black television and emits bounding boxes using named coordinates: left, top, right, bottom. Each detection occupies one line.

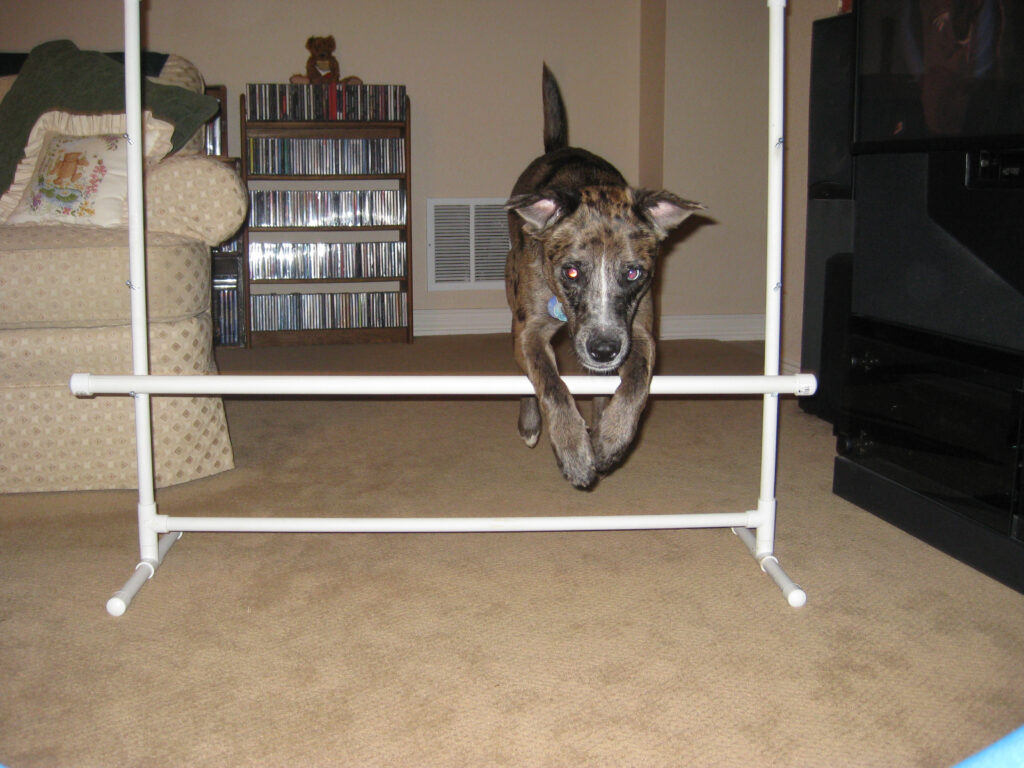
left=853, top=0, right=1024, bottom=152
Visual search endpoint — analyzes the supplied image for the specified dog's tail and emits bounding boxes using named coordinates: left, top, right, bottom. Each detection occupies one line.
left=542, top=64, right=568, bottom=153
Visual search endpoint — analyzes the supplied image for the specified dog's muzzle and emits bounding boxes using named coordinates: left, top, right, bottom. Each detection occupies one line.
left=587, top=335, right=621, bottom=364
left=576, top=327, right=629, bottom=372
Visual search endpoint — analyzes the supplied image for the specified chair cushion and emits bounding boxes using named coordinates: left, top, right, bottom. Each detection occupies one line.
left=0, top=225, right=210, bottom=328
left=1, top=312, right=217, bottom=386
left=0, top=385, right=234, bottom=492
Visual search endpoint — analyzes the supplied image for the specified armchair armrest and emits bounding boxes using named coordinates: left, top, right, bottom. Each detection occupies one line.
left=145, top=155, right=247, bottom=245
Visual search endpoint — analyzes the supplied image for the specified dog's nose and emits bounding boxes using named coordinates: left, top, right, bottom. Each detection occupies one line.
left=586, top=335, right=621, bottom=364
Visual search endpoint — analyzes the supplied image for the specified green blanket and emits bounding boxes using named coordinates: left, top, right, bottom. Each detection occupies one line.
left=0, top=40, right=218, bottom=195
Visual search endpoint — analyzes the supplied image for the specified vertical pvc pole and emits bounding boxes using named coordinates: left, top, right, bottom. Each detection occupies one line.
left=756, top=0, right=787, bottom=557
left=123, top=0, right=159, bottom=565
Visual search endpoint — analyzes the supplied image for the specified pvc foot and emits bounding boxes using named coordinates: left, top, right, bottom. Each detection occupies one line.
left=106, top=561, right=154, bottom=616
left=733, top=526, right=806, bottom=607
left=106, top=532, right=182, bottom=616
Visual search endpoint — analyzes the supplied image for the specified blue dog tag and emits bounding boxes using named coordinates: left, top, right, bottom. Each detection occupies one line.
left=547, top=296, right=567, bottom=322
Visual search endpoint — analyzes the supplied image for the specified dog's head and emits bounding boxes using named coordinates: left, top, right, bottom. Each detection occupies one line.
left=508, top=185, right=702, bottom=372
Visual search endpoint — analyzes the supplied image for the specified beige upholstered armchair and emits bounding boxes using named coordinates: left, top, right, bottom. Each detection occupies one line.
left=0, top=41, right=247, bottom=492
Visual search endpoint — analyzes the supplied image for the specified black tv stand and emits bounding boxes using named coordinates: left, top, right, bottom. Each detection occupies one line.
left=832, top=317, right=1024, bottom=593
left=801, top=10, right=1024, bottom=594
left=835, top=457, right=1024, bottom=592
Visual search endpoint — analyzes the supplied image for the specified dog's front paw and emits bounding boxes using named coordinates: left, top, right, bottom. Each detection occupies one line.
left=591, top=430, right=631, bottom=474
left=590, top=400, right=642, bottom=474
left=556, top=445, right=598, bottom=489
left=550, top=412, right=598, bottom=489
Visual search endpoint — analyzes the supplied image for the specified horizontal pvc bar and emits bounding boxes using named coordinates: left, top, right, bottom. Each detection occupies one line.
left=71, top=373, right=817, bottom=398
left=155, top=512, right=757, bottom=534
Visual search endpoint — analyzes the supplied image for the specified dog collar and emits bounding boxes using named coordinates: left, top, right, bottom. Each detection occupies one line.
left=547, top=296, right=567, bottom=322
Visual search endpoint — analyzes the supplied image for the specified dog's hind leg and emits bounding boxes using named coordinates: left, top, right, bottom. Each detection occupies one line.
left=518, top=396, right=541, bottom=447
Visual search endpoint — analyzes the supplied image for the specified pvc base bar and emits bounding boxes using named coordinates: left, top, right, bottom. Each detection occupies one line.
left=105, top=513, right=801, bottom=616
left=156, top=512, right=758, bottom=534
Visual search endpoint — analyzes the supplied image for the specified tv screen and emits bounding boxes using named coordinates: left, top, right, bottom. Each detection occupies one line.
left=854, top=0, right=1024, bottom=152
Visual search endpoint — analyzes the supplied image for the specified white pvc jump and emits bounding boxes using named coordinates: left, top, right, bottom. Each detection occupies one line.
left=88, top=0, right=805, bottom=617
left=71, top=373, right=817, bottom=398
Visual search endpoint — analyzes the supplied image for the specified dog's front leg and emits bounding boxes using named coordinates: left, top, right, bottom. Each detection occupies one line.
left=590, top=322, right=655, bottom=474
left=591, top=394, right=609, bottom=428
left=515, top=321, right=597, bottom=489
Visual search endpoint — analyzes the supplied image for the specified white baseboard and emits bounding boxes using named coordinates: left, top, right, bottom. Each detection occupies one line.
left=413, top=309, right=767, bottom=341
left=413, top=308, right=512, bottom=336
left=657, top=314, right=765, bottom=341
left=413, top=309, right=800, bottom=374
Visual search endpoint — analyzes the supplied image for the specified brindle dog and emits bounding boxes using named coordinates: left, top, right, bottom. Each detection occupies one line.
left=505, top=65, right=703, bottom=489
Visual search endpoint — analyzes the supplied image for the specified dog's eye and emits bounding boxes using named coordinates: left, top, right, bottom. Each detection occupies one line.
left=563, top=266, right=580, bottom=281
left=626, top=267, right=644, bottom=281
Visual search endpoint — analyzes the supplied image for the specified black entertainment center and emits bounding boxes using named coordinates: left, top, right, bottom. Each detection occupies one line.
left=802, top=1, right=1024, bottom=593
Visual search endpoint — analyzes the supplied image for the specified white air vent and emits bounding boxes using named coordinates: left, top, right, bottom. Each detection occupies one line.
left=427, top=198, right=509, bottom=290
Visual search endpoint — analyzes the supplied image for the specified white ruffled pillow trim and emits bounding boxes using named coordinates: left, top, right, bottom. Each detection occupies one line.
left=0, top=109, right=174, bottom=222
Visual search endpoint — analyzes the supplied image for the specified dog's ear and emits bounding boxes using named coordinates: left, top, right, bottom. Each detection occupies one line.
left=633, top=189, right=705, bottom=239
left=506, top=193, right=574, bottom=235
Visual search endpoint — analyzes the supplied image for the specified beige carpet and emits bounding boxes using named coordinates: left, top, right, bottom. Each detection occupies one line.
left=2, top=335, right=1022, bottom=767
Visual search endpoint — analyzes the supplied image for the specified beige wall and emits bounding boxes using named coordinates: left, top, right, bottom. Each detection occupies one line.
left=639, top=0, right=667, bottom=190
left=1, top=0, right=840, bottom=367
left=660, top=0, right=836, bottom=365
left=661, top=0, right=771, bottom=320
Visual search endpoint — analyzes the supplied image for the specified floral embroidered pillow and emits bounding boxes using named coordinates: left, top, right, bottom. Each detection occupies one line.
left=7, top=132, right=130, bottom=223
left=0, top=109, right=173, bottom=226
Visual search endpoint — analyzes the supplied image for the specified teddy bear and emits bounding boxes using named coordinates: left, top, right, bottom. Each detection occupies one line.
left=289, top=36, right=364, bottom=86
left=50, top=151, right=88, bottom=186
left=297, top=35, right=340, bottom=84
